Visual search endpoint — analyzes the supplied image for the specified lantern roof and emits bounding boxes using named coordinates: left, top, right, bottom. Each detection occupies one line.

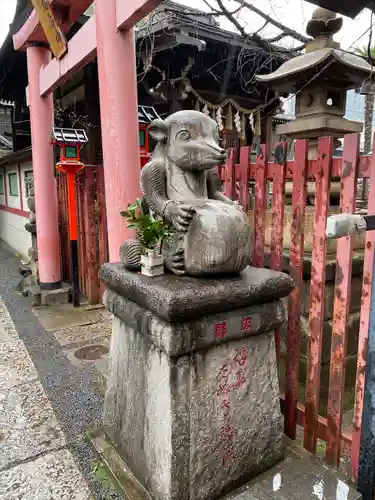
left=305, top=0, right=373, bottom=18
left=256, top=48, right=373, bottom=93
left=255, top=8, right=373, bottom=94
left=52, top=128, right=88, bottom=144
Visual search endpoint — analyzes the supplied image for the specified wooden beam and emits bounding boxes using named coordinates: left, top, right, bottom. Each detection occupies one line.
left=13, top=0, right=93, bottom=51
left=39, top=16, right=97, bottom=97
left=38, top=0, right=164, bottom=97
left=116, top=0, right=163, bottom=30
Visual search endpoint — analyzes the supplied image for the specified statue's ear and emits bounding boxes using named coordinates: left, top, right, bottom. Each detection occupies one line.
left=148, top=119, right=168, bottom=142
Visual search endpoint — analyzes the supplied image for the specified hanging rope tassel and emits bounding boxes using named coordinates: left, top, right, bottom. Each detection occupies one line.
left=226, top=103, right=233, bottom=131
left=241, top=113, right=246, bottom=141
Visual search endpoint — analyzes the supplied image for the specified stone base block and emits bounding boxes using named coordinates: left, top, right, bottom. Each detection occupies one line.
left=39, top=283, right=72, bottom=306
left=16, top=274, right=37, bottom=298
left=103, top=303, right=285, bottom=500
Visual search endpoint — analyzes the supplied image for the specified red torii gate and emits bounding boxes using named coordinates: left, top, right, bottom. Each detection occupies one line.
left=13, top=0, right=163, bottom=290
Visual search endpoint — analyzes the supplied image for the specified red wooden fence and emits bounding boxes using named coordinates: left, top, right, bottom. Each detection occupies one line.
left=218, top=133, right=374, bottom=479
left=56, top=134, right=374, bottom=480
left=57, top=166, right=108, bottom=305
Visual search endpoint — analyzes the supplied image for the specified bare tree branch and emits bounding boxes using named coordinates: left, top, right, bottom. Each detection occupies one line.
left=202, top=0, right=245, bottom=16
left=215, top=0, right=272, bottom=52
left=54, top=99, right=94, bottom=132
left=267, top=32, right=295, bottom=43
left=168, top=0, right=309, bottom=53
left=253, top=18, right=269, bottom=36
left=172, top=0, right=308, bottom=54
left=233, top=0, right=310, bottom=44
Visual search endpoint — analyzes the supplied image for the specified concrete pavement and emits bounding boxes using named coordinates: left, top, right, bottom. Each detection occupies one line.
left=0, top=242, right=119, bottom=499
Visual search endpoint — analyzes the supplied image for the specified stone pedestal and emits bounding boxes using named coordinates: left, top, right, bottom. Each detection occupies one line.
left=98, top=264, right=294, bottom=500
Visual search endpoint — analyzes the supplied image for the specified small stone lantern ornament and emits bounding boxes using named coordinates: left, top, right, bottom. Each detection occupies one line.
left=256, top=7, right=373, bottom=159
left=53, top=128, right=88, bottom=306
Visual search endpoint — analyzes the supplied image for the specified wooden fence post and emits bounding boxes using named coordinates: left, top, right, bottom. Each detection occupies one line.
left=326, top=133, right=360, bottom=466
left=355, top=135, right=375, bottom=482
left=83, top=167, right=100, bottom=305
left=357, top=233, right=375, bottom=499
left=224, top=150, right=236, bottom=199
left=239, top=147, right=251, bottom=211
left=270, top=142, right=287, bottom=357
left=304, top=136, right=333, bottom=453
left=252, top=144, right=268, bottom=268
left=284, top=139, right=308, bottom=439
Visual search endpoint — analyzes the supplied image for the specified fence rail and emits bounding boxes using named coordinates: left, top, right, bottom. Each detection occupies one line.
left=218, top=133, right=374, bottom=479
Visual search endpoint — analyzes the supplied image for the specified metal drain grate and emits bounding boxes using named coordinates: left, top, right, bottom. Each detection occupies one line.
left=74, top=344, right=109, bottom=361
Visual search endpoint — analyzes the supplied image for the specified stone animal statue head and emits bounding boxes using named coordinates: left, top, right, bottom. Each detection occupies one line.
left=148, top=110, right=226, bottom=171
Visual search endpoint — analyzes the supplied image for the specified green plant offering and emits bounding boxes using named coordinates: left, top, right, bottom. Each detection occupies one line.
left=121, top=197, right=174, bottom=252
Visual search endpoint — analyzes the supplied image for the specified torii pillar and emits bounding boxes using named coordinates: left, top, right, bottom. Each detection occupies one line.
left=95, top=0, right=144, bottom=261
left=27, top=44, right=62, bottom=290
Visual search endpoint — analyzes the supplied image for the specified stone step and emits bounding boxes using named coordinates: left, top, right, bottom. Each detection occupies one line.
left=224, top=440, right=361, bottom=500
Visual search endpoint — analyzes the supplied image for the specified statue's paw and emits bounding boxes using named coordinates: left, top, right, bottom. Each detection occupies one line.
left=167, top=249, right=186, bottom=276
left=165, top=202, right=195, bottom=232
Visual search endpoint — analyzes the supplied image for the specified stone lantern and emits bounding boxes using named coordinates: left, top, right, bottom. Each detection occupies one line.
left=256, top=8, right=373, bottom=159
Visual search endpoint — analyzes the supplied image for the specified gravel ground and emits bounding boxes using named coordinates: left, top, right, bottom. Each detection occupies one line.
left=0, top=242, right=121, bottom=500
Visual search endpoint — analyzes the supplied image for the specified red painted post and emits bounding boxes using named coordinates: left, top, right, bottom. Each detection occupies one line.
left=270, top=142, right=287, bottom=357
left=252, top=144, right=268, bottom=268
left=80, top=175, right=89, bottom=296
left=224, top=150, right=236, bottom=199
left=63, top=175, right=72, bottom=281
left=352, top=134, right=375, bottom=478
left=326, top=134, right=360, bottom=466
left=67, top=170, right=80, bottom=306
left=95, top=0, right=142, bottom=262
left=304, top=136, right=333, bottom=454
left=79, top=173, right=88, bottom=296
left=239, top=147, right=251, bottom=211
left=83, top=167, right=100, bottom=305
left=284, top=139, right=308, bottom=439
left=27, top=46, right=61, bottom=288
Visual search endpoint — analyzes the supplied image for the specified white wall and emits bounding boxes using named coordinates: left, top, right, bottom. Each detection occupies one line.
left=0, top=209, right=31, bottom=257
left=0, top=160, right=32, bottom=258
